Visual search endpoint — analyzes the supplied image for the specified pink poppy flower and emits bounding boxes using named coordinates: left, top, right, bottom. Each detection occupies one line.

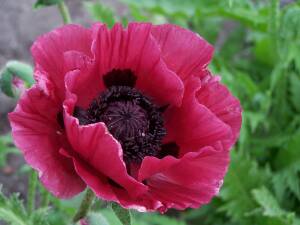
left=9, top=23, right=242, bottom=212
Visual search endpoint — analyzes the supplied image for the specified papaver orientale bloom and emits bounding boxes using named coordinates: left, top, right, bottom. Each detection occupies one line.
left=9, top=23, right=242, bottom=212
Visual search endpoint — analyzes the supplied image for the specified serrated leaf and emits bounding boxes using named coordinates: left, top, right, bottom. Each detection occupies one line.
left=0, top=208, right=27, bottom=225
left=280, top=7, right=300, bottom=42
left=252, top=186, right=295, bottom=225
left=34, top=0, right=63, bottom=8
left=111, top=203, right=131, bottom=225
left=30, top=208, right=50, bottom=225
left=219, top=151, right=270, bottom=223
left=0, top=187, right=50, bottom=225
left=252, top=187, right=286, bottom=217
left=275, top=131, right=300, bottom=169
left=0, top=187, right=28, bottom=225
left=273, top=131, right=300, bottom=202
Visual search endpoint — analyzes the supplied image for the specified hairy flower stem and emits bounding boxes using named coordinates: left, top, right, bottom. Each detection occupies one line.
left=57, top=1, right=72, bottom=24
left=72, top=189, right=95, bottom=223
left=27, top=170, right=37, bottom=214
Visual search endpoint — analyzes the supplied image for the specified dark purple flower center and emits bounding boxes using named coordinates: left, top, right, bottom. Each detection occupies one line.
left=74, top=71, right=166, bottom=163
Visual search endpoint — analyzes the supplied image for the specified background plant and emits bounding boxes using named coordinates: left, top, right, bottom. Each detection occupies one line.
left=0, top=0, right=300, bottom=224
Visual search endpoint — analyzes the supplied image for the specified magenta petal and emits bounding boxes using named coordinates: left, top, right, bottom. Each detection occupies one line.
left=164, top=77, right=232, bottom=156
left=197, top=75, right=242, bottom=149
left=63, top=53, right=104, bottom=108
left=31, top=24, right=93, bottom=101
left=151, top=24, right=214, bottom=80
left=63, top=50, right=94, bottom=74
left=59, top=148, right=117, bottom=201
left=66, top=150, right=161, bottom=211
left=63, top=98, right=148, bottom=198
left=139, top=147, right=230, bottom=210
left=93, top=23, right=184, bottom=106
left=60, top=148, right=155, bottom=211
left=8, top=86, right=86, bottom=198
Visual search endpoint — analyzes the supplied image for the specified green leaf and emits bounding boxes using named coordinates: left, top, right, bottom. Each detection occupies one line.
left=86, top=212, right=110, bottom=225
left=275, top=131, right=300, bottom=169
left=128, top=4, right=149, bottom=22
left=252, top=186, right=295, bottom=225
left=30, top=208, right=50, bottom=225
left=0, top=187, right=28, bottom=225
left=219, top=151, right=270, bottom=223
left=273, top=131, right=300, bottom=201
left=111, top=203, right=131, bottom=225
left=254, top=36, right=277, bottom=67
left=0, top=133, right=19, bottom=167
left=289, top=73, right=300, bottom=112
left=139, top=214, right=187, bottom=225
left=84, top=2, right=116, bottom=28
left=0, top=187, right=50, bottom=225
left=34, top=0, right=63, bottom=8
left=198, top=7, right=268, bottom=32
left=252, top=187, right=289, bottom=218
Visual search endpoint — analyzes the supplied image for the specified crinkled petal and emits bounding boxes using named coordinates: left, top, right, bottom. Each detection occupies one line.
left=197, top=75, right=242, bottom=149
left=63, top=95, right=148, bottom=199
left=59, top=148, right=117, bottom=201
left=93, top=23, right=184, bottom=106
left=139, top=146, right=229, bottom=210
left=31, top=24, right=94, bottom=101
left=8, top=86, right=86, bottom=198
left=164, top=76, right=232, bottom=156
left=63, top=53, right=103, bottom=108
left=62, top=148, right=162, bottom=211
left=151, top=24, right=214, bottom=80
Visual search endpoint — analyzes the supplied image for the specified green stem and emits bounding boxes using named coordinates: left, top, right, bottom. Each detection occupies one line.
left=72, top=189, right=95, bottom=223
left=41, top=187, right=50, bottom=208
left=57, top=1, right=72, bottom=24
left=269, top=0, right=280, bottom=59
left=27, top=170, right=37, bottom=214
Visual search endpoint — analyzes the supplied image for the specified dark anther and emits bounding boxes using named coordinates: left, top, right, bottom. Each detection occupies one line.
left=74, top=70, right=166, bottom=164
left=103, top=69, right=137, bottom=88
left=73, top=106, right=90, bottom=125
left=158, top=142, right=180, bottom=158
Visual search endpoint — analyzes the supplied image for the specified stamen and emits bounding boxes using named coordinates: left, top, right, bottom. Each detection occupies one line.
left=75, top=82, right=166, bottom=163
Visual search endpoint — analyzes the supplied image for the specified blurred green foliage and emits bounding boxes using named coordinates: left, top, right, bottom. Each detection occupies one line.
left=0, top=134, right=19, bottom=167
left=1, top=0, right=300, bottom=224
